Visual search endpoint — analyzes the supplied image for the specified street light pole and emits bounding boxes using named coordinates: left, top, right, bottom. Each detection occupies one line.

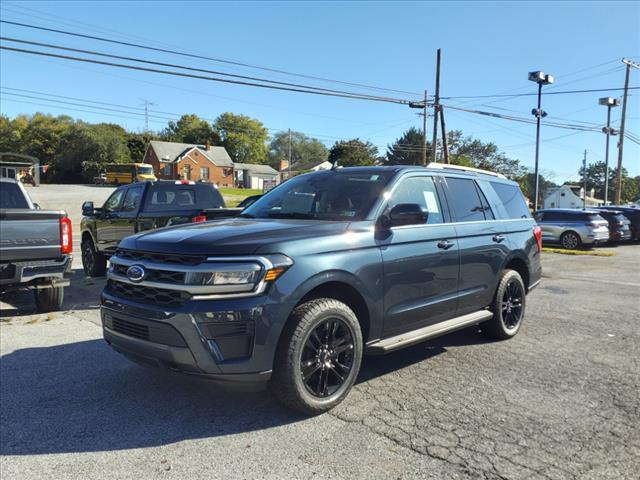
left=599, top=97, right=620, bottom=205
left=533, top=82, right=543, bottom=211
left=528, top=70, right=554, bottom=211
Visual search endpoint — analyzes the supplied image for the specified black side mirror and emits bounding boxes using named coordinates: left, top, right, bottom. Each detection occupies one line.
left=384, top=203, right=427, bottom=228
left=82, top=201, right=94, bottom=216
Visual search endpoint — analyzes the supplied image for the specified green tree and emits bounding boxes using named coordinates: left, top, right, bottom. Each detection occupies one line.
left=268, top=130, right=328, bottom=168
left=53, top=122, right=129, bottom=182
left=0, top=115, right=26, bottom=153
left=328, top=139, right=379, bottom=167
left=127, top=131, right=159, bottom=162
left=385, top=127, right=425, bottom=165
left=214, top=112, right=268, bottom=164
left=20, top=113, right=74, bottom=166
left=161, top=114, right=219, bottom=145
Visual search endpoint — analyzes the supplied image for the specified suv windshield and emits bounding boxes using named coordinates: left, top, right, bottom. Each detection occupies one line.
left=242, top=170, right=394, bottom=221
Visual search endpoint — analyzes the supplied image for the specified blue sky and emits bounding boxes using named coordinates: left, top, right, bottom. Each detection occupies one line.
left=1, top=0, right=638, bottom=182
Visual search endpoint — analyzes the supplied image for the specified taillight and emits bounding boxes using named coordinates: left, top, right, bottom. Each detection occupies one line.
left=60, top=216, right=72, bottom=254
left=533, top=225, right=542, bottom=253
left=175, top=180, right=195, bottom=185
left=191, top=215, right=207, bottom=223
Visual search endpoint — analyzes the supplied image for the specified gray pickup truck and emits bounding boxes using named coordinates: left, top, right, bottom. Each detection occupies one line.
left=0, top=178, right=73, bottom=311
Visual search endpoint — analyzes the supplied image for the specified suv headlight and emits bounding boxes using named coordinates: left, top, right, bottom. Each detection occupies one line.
left=187, top=254, right=293, bottom=295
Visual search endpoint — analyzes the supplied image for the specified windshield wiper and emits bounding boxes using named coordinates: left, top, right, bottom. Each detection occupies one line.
left=267, top=212, right=317, bottom=219
left=238, top=213, right=256, bottom=218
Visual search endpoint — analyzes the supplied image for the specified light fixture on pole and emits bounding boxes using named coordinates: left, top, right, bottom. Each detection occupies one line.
left=528, top=70, right=554, bottom=211
left=598, top=97, right=620, bottom=205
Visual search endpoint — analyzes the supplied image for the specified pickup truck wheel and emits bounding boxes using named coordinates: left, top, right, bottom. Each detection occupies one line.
left=270, top=298, right=363, bottom=415
left=82, top=239, right=107, bottom=277
left=34, top=286, right=64, bottom=312
left=483, top=269, right=526, bottom=340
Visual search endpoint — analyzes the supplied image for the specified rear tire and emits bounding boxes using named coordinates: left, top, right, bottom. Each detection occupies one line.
left=560, top=231, right=581, bottom=250
left=34, top=286, right=64, bottom=312
left=82, top=238, right=107, bottom=277
left=483, top=269, right=526, bottom=340
left=270, top=298, right=363, bottom=415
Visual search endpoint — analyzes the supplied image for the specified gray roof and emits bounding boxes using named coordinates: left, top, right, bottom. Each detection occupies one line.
left=149, top=141, right=233, bottom=167
left=233, top=162, right=278, bottom=175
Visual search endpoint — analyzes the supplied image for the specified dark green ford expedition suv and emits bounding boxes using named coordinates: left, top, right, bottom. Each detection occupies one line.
left=101, top=164, right=542, bottom=414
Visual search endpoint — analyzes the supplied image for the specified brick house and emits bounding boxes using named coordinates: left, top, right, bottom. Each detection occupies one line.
left=143, top=140, right=234, bottom=186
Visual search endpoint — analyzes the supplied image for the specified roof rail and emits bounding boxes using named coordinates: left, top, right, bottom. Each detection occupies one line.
left=428, top=162, right=506, bottom=179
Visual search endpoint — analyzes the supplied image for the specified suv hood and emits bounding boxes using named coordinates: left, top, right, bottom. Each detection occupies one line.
left=121, top=218, right=350, bottom=256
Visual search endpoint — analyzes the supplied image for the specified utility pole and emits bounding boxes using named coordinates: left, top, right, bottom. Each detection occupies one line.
left=431, top=48, right=441, bottom=163
left=287, top=128, right=292, bottom=179
left=582, top=150, right=587, bottom=211
left=422, top=90, right=428, bottom=166
left=140, top=99, right=157, bottom=131
left=614, top=58, right=639, bottom=204
left=440, top=106, right=449, bottom=164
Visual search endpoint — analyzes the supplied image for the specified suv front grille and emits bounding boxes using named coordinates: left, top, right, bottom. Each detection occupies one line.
left=106, top=280, right=191, bottom=308
left=116, top=249, right=206, bottom=266
left=111, top=264, right=186, bottom=285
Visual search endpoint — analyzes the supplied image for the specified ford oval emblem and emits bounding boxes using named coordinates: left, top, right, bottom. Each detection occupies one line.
left=126, top=265, right=146, bottom=283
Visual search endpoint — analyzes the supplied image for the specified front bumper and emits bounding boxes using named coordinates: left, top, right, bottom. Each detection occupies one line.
left=0, top=255, right=72, bottom=286
left=609, top=230, right=632, bottom=241
left=101, top=288, right=295, bottom=386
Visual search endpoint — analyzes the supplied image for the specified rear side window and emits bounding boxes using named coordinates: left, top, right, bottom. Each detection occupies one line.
left=491, top=182, right=531, bottom=219
left=121, top=185, right=144, bottom=213
left=0, top=183, right=29, bottom=208
left=144, top=185, right=225, bottom=211
left=445, top=177, right=492, bottom=222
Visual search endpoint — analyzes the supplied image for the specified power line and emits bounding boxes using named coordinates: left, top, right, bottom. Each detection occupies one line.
left=0, top=19, right=422, bottom=97
left=440, top=86, right=639, bottom=100
left=0, top=45, right=413, bottom=105
left=0, top=36, right=412, bottom=102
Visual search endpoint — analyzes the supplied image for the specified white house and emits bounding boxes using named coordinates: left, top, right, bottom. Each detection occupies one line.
left=233, top=163, right=280, bottom=190
left=543, top=185, right=604, bottom=209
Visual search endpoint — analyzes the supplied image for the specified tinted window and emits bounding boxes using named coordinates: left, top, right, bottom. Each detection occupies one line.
left=243, top=171, right=394, bottom=220
left=388, top=176, right=444, bottom=224
left=144, top=184, right=225, bottom=211
left=121, top=185, right=144, bottom=213
left=491, top=182, right=530, bottom=219
left=0, top=183, right=29, bottom=208
left=103, top=189, right=125, bottom=212
left=445, top=177, right=489, bottom=222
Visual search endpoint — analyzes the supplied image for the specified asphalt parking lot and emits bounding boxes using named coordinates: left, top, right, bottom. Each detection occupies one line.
left=1, top=188, right=639, bottom=479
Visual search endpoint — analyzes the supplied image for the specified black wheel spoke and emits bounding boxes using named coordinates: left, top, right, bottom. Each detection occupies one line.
left=300, top=316, right=355, bottom=398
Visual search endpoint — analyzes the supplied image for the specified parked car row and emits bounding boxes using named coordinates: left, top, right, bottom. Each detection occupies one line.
left=533, top=206, right=639, bottom=249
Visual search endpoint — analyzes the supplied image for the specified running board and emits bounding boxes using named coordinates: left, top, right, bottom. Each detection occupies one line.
left=365, top=310, right=494, bottom=355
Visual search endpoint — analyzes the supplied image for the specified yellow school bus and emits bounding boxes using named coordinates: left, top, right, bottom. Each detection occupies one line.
left=104, top=163, right=156, bottom=184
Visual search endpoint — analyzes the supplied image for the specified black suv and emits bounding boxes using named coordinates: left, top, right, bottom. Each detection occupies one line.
left=101, top=165, right=542, bottom=414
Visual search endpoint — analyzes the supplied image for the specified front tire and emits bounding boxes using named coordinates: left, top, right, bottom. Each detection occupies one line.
left=560, top=231, right=581, bottom=250
left=82, top=238, right=107, bottom=277
left=34, top=286, right=64, bottom=312
left=483, top=269, right=526, bottom=340
left=270, top=298, right=363, bottom=415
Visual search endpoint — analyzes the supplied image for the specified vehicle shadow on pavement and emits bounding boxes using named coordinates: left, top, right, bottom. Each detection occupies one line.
left=357, top=326, right=495, bottom=384
left=0, top=269, right=104, bottom=318
left=0, top=326, right=492, bottom=456
left=0, top=338, right=304, bottom=456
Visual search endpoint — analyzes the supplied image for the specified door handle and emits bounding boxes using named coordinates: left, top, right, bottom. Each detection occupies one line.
left=492, top=234, right=505, bottom=243
left=437, top=240, right=454, bottom=250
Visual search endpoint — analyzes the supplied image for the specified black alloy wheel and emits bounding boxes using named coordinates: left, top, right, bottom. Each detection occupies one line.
left=300, top=318, right=355, bottom=398
left=501, top=279, right=524, bottom=330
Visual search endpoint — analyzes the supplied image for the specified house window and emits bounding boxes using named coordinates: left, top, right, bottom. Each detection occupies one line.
left=200, top=167, right=210, bottom=180
left=182, top=165, right=191, bottom=180
left=163, top=164, right=171, bottom=176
